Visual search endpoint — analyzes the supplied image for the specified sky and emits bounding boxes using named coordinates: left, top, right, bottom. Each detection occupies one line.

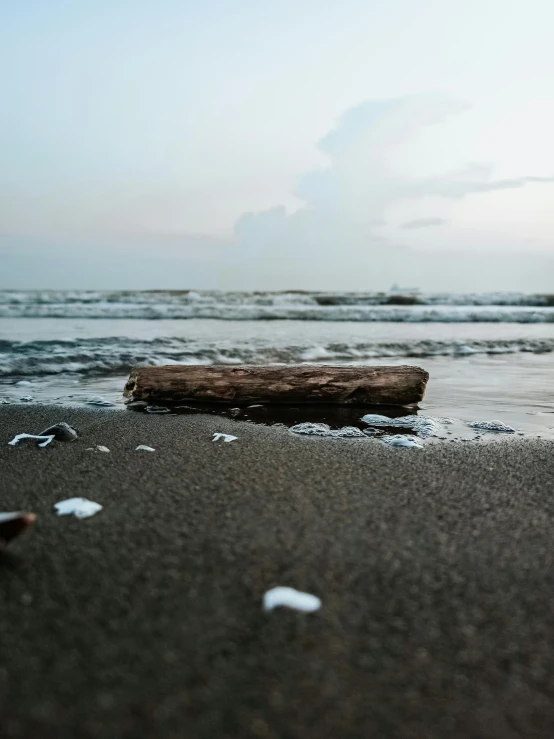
left=1, top=0, right=554, bottom=291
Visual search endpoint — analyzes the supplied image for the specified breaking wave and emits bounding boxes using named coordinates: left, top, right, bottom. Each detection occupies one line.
left=1, top=336, right=553, bottom=377
left=1, top=290, right=554, bottom=321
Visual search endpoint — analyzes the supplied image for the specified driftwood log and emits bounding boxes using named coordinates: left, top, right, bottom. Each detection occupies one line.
left=124, top=365, right=428, bottom=407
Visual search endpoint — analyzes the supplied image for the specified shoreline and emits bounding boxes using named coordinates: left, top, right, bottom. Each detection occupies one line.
left=2, top=405, right=554, bottom=737
left=2, top=395, right=554, bottom=440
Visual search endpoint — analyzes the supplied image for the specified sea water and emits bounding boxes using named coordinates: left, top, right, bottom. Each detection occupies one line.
left=0, top=290, right=553, bottom=438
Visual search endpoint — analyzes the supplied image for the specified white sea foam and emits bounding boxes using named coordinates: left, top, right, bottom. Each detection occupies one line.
left=0, top=289, right=553, bottom=320
left=290, top=423, right=365, bottom=438
left=361, top=414, right=445, bottom=438
left=380, top=435, right=423, bottom=449
left=290, top=423, right=333, bottom=436
left=1, top=335, right=553, bottom=378
left=467, top=420, right=516, bottom=433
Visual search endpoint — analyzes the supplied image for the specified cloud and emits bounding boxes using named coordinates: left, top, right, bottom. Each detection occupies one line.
left=402, top=218, right=448, bottom=230
left=233, top=94, right=467, bottom=249
left=217, top=93, right=554, bottom=288
left=231, top=95, right=553, bottom=252
left=398, top=167, right=554, bottom=200
left=4, top=93, right=554, bottom=290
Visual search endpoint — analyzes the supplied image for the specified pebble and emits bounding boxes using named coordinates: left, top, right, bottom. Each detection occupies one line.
left=38, top=422, right=78, bottom=442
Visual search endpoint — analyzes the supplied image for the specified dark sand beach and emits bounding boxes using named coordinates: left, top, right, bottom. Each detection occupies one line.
left=2, top=405, right=554, bottom=738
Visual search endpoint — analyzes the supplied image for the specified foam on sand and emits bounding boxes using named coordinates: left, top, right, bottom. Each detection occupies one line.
left=290, top=423, right=365, bottom=438
left=361, top=414, right=445, bottom=438
left=380, top=434, right=423, bottom=449
left=467, top=420, right=516, bottom=433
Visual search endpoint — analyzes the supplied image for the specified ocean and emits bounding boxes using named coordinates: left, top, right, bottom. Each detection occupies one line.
left=1, top=289, right=553, bottom=437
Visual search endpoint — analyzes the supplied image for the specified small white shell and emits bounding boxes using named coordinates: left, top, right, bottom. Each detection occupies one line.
left=263, top=587, right=321, bottom=613
left=212, top=433, right=237, bottom=443
left=54, top=498, right=102, bottom=519
left=8, top=434, right=55, bottom=448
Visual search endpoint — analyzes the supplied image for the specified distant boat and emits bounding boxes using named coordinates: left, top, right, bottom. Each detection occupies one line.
left=388, top=284, right=420, bottom=296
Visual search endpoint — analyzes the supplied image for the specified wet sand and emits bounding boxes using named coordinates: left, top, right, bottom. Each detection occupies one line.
left=2, top=406, right=554, bottom=738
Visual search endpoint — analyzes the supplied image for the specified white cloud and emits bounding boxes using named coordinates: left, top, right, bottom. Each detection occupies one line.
left=2, top=93, right=554, bottom=290
left=219, top=93, right=554, bottom=288
left=402, top=218, right=448, bottom=230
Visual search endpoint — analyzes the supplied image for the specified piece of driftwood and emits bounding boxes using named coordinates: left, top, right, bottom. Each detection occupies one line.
left=124, top=365, right=428, bottom=407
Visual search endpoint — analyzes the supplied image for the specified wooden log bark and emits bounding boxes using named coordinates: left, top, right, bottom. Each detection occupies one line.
left=124, top=365, right=428, bottom=407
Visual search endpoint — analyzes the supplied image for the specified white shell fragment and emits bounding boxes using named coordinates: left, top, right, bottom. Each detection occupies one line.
left=87, top=445, right=110, bottom=453
left=467, top=420, right=516, bottom=433
left=361, top=414, right=444, bottom=438
left=380, top=434, right=423, bottom=449
left=290, top=423, right=365, bottom=438
left=8, top=433, right=55, bottom=448
left=135, top=445, right=155, bottom=451
left=145, top=405, right=171, bottom=414
left=263, top=587, right=322, bottom=613
left=54, top=498, right=103, bottom=519
left=212, top=433, right=238, bottom=443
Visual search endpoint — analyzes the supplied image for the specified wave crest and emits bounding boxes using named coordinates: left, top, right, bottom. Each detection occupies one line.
left=1, top=290, right=554, bottom=321
left=1, top=336, right=553, bottom=377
